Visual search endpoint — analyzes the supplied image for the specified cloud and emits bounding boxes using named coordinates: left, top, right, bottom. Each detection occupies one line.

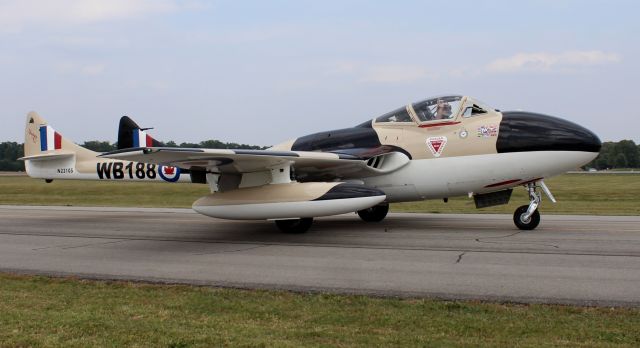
left=486, top=51, right=621, bottom=73
left=0, top=0, right=181, bottom=32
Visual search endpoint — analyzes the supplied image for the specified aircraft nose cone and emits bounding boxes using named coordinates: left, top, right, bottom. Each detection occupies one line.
left=497, top=111, right=601, bottom=153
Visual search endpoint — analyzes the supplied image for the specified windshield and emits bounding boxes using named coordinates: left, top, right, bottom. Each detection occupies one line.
left=412, top=95, right=463, bottom=122
left=462, top=98, right=496, bottom=118
left=375, top=106, right=413, bottom=123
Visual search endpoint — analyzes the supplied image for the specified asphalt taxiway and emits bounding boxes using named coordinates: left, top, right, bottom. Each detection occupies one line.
left=1, top=205, right=639, bottom=307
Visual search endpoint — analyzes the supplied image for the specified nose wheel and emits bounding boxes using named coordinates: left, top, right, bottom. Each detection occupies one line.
left=513, top=181, right=554, bottom=231
left=513, top=205, right=540, bottom=230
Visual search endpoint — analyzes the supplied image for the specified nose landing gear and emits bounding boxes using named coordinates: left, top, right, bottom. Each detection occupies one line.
left=513, top=181, right=555, bottom=230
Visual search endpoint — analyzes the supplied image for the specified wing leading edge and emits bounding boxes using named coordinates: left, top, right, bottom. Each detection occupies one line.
left=99, top=147, right=410, bottom=181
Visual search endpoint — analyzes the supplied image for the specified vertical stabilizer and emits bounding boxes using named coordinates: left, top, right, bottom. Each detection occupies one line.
left=118, top=116, right=164, bottom=149
left=24, top=111, right=97, bottom=160
left=22, top=111, right=99, bottom=180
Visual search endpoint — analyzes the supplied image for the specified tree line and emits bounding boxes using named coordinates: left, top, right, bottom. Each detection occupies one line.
left=589, top=140, right=640, bottom=170
left=2, top=139, right=639, bottom=171
left=0, top=140, right=265, bottom=171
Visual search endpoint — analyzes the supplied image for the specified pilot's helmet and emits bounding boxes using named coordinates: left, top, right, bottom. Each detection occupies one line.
left=442, top=103, right=452, bottom=118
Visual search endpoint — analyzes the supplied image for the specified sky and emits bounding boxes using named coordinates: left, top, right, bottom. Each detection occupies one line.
left=1, top=0, right=638, bottom=146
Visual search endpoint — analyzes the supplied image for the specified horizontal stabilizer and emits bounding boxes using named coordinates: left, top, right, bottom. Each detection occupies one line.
left=19, top=152, right=75, bottom=161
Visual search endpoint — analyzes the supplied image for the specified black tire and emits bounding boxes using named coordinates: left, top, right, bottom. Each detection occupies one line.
left=357, top=203, right=389, bottom=222
left=513, top=205, right=540, bottom=230
left=275, top=218, right=313, bottom=234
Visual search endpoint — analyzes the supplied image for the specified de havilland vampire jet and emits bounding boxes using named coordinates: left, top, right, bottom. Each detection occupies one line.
left=21, top=95, right=601, bottom=233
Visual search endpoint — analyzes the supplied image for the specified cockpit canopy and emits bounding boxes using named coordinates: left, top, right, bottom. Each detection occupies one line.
left=412, top=95, right=462, bottom=122
left=374, top=95, right=497, bottom=125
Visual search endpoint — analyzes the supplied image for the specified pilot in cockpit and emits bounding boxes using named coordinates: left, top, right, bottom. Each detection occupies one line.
left=435, top=99, right=452, bottom=120
left=416, top=105, right=433, bottom=120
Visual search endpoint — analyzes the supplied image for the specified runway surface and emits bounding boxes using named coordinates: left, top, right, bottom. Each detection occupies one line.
left=1, top=205, right=639, bottom=307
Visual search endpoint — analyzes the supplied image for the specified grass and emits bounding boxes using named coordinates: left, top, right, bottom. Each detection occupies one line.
left=1, top=273, right=639, bottom=347
left=1, top=174, right=639, bottom=215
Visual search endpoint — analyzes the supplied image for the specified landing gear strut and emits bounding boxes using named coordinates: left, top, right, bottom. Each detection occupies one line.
left=513, top=181, right=555, bottom=230
left=357, top=203, right=389, bottom=222
left=275, top=218, right=313, bottom=233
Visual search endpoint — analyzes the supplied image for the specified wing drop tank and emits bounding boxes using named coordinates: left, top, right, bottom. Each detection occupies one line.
left=192, top=182, right=386, bottom=220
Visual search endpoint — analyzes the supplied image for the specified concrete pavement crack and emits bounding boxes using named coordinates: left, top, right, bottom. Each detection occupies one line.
left=60, top=240, right=127, bottom=250
left=193, top=245, right=266, bottom=256
left=32, top=239, right=126, bottom=251
left=475, top=231, right=559, bottom=249
left=455, top=251, right=467, bottom=264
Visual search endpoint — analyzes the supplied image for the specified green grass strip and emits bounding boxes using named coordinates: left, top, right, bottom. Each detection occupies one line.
left=1, top=273, right=639, bottom=347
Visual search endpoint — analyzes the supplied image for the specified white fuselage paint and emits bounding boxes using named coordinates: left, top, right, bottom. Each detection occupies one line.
left=362, top=151, right=599, bottom=202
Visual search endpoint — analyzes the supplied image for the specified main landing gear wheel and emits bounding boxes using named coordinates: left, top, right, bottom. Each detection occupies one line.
left=357, top=203, right=389, bottom=222
left=275, top=218, right=313, bottom=234
left=513, top=205, right=540, bottom=230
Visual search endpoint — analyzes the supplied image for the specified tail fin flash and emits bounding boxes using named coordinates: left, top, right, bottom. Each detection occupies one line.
left=118, top=116, right=164, bottom=149
left=38, top=124, right=62, bottom=152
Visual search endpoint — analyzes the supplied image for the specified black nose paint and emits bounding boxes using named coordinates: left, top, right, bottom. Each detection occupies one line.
left=497, top=112, right=601, bottom=153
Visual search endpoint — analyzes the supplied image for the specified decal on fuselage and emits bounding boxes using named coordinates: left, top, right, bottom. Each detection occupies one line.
left=427, top=136, right=447, bottom=157
left=96, top=162, right=179, bottom=182
left=477, top=125, right=498, bottom=138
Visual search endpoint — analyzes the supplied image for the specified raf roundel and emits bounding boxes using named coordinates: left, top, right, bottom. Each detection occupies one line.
left=158, top=165, right=181, bottom=182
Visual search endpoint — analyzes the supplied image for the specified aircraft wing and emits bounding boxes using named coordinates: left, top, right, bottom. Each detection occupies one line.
left=99, top=147, right=410, bottom=181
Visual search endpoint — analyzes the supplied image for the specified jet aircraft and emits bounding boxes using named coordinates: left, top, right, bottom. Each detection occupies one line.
left=21, top=95, right=601, bottom=233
